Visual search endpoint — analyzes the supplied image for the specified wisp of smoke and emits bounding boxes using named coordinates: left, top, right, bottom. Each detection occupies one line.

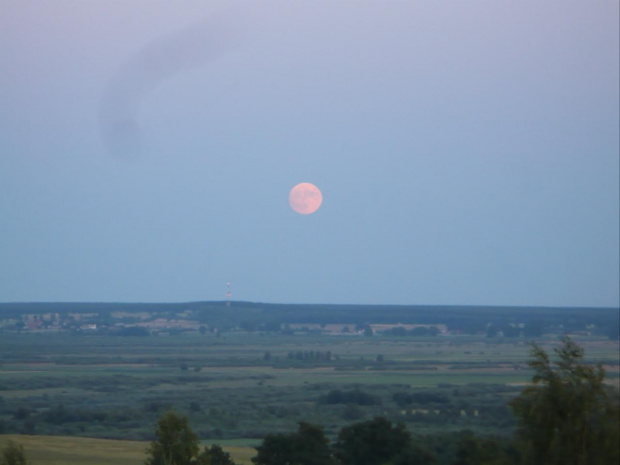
left=98, top=6, right=251, bottom=160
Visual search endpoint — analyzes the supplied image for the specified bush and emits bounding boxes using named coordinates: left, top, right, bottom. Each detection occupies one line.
left=0, top=441, right=28, bottom=465
left=319, top=389, right=381, bottom=406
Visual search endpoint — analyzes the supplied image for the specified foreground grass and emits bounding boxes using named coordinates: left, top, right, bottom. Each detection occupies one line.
left=0, top=435, right=255, bottom=465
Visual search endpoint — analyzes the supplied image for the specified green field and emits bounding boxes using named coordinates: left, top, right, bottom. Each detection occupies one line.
left=0, top=435, right=255, bottom=465
left=1, top=303, right=618, bottom=463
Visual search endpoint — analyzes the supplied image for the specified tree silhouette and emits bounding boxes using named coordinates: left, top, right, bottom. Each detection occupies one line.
left=196, top=444, right=236, bottom=465
left=252, top=422, right=335, bottom=465
left=334, top=417, right=435, bottom=465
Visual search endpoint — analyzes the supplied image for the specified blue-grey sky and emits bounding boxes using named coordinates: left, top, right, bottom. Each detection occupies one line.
left=1, top=1, right=618, bottom=307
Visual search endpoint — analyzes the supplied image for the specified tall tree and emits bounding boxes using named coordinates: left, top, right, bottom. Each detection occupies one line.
left=510, top=337, right=619, bottom=465
left=145, top=410, right=200, bottom=465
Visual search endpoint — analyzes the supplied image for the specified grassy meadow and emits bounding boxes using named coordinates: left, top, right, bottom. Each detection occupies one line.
left=0, top=435, right=255, bottom=465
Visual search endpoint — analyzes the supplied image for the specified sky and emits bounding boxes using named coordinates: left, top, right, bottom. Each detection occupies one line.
left=1, top=1, right=618, bottom=307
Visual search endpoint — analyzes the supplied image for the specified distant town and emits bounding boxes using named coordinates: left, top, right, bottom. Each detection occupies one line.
left=1, top=301, right=617, bottom=340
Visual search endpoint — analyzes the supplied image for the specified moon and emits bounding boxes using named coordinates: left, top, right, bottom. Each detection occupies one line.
left=289, top=182, right=323, bottom=215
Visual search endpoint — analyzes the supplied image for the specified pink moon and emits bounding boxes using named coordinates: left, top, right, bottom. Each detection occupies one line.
left=289, top=182, right=323, bottom=215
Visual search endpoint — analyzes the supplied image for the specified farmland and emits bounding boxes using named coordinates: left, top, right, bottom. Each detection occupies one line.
left=1, top=302, right=618, bottom=463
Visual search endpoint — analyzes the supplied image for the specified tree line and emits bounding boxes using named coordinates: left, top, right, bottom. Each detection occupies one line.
left=3, top=302, right=618, bottom=340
